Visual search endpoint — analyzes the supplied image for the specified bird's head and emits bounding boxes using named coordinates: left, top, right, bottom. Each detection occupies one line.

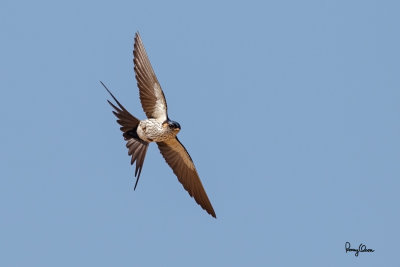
left=169, top=120, right=181, bottom=132
left=163, top=120, right=181, bottom=133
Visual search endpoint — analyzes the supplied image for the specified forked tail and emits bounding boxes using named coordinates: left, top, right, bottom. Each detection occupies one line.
left=101, top=81, right=149, bottom=190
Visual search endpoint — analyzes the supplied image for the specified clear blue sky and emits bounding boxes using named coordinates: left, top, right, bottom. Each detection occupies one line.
left=1, top=0, right=399, bottom=266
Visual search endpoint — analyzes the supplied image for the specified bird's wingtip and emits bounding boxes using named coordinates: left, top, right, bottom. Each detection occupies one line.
left=211, top=211, right=217, bottom=218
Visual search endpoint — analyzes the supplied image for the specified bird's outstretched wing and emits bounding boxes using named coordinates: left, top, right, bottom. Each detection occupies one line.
left=133, top=32, right=168, bottom=122
left=101, top=81, right=149, bottom=190
left=157, top=138, right=216, bottom=218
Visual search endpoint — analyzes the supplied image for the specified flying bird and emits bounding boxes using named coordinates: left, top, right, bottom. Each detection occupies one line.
left=101, top=33, right=216, bottom=218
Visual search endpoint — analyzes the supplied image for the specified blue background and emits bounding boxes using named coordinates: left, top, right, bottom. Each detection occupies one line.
left=1, top=0, right=399, bottom=266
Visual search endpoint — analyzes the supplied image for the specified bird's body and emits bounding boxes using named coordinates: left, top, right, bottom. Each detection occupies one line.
left=137, top=119, right=179, bottom=143
left=102, top=32, right=216, bottom=218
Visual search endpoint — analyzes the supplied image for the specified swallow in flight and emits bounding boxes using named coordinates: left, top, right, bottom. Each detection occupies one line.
left=101, top=33, right=216, bottom=218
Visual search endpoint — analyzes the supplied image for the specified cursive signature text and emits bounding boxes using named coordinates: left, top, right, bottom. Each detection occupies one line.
left=345, top=242, right=374, bottom=257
